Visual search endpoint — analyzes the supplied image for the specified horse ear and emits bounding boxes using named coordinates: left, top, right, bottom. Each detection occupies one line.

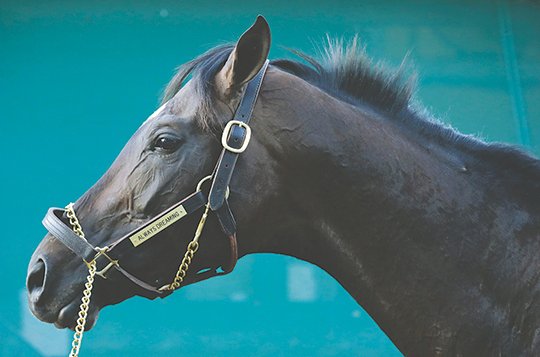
left=216, top=15, right=271, bottom=98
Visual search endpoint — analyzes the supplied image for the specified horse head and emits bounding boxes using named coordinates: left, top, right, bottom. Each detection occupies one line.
left=27, top=16, right=275, bottom=330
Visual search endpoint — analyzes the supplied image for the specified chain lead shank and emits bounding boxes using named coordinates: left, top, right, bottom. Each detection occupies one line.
left=65, top=200, right=211, bottom=356
left=65, top=203, right=96, bottom=357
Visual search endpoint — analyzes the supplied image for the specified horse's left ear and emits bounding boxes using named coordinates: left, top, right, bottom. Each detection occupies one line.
left=216, top=15, right=271, bottom=98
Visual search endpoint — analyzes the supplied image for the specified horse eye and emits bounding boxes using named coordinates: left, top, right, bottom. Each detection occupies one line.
left=154, top=136, right=181, bottom=152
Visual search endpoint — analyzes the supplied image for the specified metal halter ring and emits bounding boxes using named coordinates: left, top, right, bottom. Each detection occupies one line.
left=221, top=120, right=252, bottom=153
left=196, top=175, right=229, bottom=199
left=86, top=246, right=119, bottom=279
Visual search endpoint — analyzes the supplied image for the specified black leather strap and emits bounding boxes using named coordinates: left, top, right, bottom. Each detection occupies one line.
left=43, top=208, right=97, bottom=262
left=214, top=199, right=236, bottom=236
left=108, top=191, right=207, bottom=251
left=208, top=60, right=269, bottom=213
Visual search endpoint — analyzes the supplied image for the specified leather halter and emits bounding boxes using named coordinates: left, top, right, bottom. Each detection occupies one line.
left=42, top=60, right=269, bottom=300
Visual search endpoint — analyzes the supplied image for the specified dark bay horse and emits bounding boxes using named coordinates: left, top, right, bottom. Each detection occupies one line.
left=27, top=16, right=540, bottom=355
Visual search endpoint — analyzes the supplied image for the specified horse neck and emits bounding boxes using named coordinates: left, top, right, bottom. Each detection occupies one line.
left=246, top=71, right=540, bottom=355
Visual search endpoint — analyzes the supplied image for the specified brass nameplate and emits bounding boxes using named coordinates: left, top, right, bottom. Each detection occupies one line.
left=129, top=205, right=187, bottom=247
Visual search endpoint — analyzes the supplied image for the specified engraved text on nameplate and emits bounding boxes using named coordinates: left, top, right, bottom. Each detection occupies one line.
left=129, top=205, right=187, bottom=247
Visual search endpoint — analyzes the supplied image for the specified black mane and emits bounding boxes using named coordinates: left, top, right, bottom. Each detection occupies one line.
left=161, top=38, right=414, bottom=120
left=161, top=38, right=540, bottom=196
left=273, top=37, right=414, bottom=115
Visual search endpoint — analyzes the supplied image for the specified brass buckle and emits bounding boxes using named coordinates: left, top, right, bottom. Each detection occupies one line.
left=85, top=246, right=119, bottom=279
left=221, top=120, right=251, bottom=153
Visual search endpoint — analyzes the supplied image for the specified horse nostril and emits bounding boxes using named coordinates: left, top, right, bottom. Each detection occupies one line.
left=27, top=258, right=47, bottom=301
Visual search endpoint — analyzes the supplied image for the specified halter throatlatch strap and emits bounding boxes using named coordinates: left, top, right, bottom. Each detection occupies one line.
left=224, top=233, right=238, bottom=272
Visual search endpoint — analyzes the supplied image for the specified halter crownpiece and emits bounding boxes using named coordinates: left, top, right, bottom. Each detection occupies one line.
left=41, top=60, right=269, bottom=356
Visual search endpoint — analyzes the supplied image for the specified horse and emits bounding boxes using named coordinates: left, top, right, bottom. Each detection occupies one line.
left=27, top=16, right=540, bottom=356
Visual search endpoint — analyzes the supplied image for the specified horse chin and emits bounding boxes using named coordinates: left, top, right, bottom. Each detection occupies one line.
left=53, top=296, right=101, bottom=331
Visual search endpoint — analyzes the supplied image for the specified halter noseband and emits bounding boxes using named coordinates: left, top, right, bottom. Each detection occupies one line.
left=42, top=60, right=269, bottom=300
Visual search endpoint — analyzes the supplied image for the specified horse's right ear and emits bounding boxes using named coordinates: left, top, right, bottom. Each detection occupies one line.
left=215, top=15, right=271, bottom=99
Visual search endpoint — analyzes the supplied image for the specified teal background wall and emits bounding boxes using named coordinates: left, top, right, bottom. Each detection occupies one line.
left=1, top=1, right=539, bottom=356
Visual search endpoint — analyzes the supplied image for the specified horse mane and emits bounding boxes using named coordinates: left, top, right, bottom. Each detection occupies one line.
left=272, top=36, right=415, bottom=114
left=161, top=38, right=540, bottom=197
left=161, top=37, right=413, bottom=121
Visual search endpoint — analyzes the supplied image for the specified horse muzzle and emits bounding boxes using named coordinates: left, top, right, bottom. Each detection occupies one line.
left=26, top=244, right=101, bottom=331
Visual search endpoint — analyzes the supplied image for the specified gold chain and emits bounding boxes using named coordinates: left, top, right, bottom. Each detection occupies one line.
left=63, top=198, right=210, bottom=357
left=65, top=203, right=96, bottom=357
left=161, top=204, right=210, bottom=291
left=66, top=203, right=86, bottom=240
